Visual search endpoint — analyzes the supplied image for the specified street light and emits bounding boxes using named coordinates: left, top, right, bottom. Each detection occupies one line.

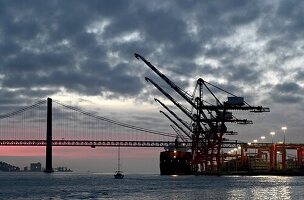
left=282, top=126, right=287, bottom=144
left=270, top=131, right=275, bottom=143
left=253, top=139, right=258, bottom=154
left=261, top=136, right=266, bottom=141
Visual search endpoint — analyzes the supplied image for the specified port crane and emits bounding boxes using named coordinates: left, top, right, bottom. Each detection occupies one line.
left=135, top=53, right=269, bottom=174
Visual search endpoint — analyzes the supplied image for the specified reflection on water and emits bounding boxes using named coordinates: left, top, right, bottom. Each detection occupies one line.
left=0, top=173, right=304, bottom=199
left=251, top=176, right=292, bottom=200
left=228, top=176, right=293, bottom=200
left=228, top=188, right=247, bottom=199
left=253, top=186, right=291, bottom=200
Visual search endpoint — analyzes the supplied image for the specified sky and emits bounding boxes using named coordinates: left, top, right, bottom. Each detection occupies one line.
left=1, top=0, right=304, bottom=173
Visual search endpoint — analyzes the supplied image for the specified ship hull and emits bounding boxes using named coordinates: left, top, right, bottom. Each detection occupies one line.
left=160, top=150, right=192, bottom=175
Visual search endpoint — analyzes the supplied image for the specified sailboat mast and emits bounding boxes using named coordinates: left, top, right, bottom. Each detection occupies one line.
left=118, top=146, right=120, bottom=171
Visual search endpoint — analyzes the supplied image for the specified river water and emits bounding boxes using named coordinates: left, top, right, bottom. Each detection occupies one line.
left=0, top=172, right=304, bottom=199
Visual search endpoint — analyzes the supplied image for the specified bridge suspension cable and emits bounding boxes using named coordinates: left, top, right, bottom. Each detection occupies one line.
left=52, top=100, right=176, bottom=138
left=0, top=99, right=47, bottom=140
left=0, top=100, right=46, bottom=119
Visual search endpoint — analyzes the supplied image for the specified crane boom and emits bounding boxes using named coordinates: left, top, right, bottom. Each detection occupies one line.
left=135, top=53, right=196, bottom=108
left=145, top=77, right=194, bottom=120
left=170, top=125, right=187, bottom=141
left=146, top=77, right=210, bottom=132
left=155, top=98, right=193, bottom=133
left=160, top=111, right=192, bottom=138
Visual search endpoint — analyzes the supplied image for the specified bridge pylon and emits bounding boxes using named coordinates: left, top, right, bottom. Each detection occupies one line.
left=44, top=97, right=54, bottom=173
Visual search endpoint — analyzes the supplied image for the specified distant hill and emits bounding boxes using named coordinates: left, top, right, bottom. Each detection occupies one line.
left=0, top=161, right=20, bottom=172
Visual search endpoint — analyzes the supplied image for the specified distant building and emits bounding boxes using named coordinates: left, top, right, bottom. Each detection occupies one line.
left=0, top=161, right=20, bottom=172
left=24, top=166, right=28, bottom=171
left=55, top=166, right=73, bottom=172
left=30, top=162, right=42, bottom=172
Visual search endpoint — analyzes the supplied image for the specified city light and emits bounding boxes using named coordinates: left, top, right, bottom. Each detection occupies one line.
left=270, top=131, right=275, bottom=143
left=282, top=126, right=287, bottom=144
left=281, top=126, right=287, bottom=131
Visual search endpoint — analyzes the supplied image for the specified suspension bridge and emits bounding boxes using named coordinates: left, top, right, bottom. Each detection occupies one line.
left=0, top=97, right=240, bottom=173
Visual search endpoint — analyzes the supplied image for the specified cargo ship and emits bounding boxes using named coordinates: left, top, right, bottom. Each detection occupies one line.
left=160, top=141, right=192, bottom=175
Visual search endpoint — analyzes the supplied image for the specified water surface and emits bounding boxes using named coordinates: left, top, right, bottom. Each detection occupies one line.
left=0, top=172, right=303, bottom=199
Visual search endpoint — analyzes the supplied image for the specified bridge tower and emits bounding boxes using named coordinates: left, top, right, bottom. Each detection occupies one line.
left=45, top=97, right=54, bottom=173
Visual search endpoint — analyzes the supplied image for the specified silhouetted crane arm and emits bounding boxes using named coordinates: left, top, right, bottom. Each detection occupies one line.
left=170, top=125, right=187, bottom=141
left=160, top=111, right=192, bottom=139
left=135, top=53, right=196, bottom=108
left=145, top=77, right=194, bottom=120
left=146, top=77, right=211, bottom=132
left=155, top=98, right=193, bottom=133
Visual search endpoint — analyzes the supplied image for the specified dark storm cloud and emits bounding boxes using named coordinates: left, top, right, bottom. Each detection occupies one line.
left=1, top=0, right=304, bottom=110
left=258, top=0, right=304, bottom=56
left=3, top=51, right=74, bottom=73
left=295, top=70, right=304, bottom=81
left=270, top=82, right=304, bottom=104
left=275, top=82, right=301, bottom=93
left=0, top=0, right=143, bottom=100
left=0, top=89, right=23, bottom=105
left=3, top=59, right=142, bottom=96
left=0, top=88, right=55, bottom=114
left=275, top=0, right=304, bottom=39
left=226, top=63, right=262, bottom=84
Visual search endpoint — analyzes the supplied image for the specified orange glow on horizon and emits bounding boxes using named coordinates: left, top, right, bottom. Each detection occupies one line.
left=0, top=147, right=45, bottom=157
left=0, top=147, right=160, bottom=159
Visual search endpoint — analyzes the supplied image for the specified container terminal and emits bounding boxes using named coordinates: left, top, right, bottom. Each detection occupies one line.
left=135, top=53, right=304, bottom=176
left=160, top=140, right=304, bottom=175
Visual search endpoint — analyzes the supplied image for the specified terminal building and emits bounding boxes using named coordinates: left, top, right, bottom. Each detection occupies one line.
left=30, top=162, right=42, bottom=172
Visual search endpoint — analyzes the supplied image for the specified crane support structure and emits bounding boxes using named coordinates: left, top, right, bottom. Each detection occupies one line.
left=135, top=53, right=270, bottom=174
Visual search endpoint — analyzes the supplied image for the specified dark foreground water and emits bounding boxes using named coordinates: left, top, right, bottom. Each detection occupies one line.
left=0, top=172, right=304, bottom=199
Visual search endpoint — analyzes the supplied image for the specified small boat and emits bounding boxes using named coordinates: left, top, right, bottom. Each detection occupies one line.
left=114, top=146, right=124, bottom=179
left=114, top=171, right=124, bottom=179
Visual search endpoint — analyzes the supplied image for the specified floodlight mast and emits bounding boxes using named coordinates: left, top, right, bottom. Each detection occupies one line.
left=135, top=53, right=270, bottom=174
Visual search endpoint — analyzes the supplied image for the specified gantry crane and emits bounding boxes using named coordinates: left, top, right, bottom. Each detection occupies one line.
left=135, top=53, right=269, bottom=174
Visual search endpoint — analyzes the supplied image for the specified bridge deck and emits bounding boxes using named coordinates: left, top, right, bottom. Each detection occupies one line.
left=0, top=140, right=242, bottom=148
